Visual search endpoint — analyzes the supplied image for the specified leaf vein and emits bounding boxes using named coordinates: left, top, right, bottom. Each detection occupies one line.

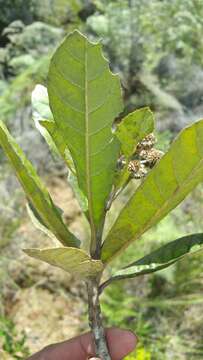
left=52, top=62, right=85, bottom=90
left=49, top=85, right=85, bottom=114
left=88, top=91, right=118, bottom=115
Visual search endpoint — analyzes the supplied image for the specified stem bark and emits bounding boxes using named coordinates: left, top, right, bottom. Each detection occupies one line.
left=87, top=279, right=111, bottom=360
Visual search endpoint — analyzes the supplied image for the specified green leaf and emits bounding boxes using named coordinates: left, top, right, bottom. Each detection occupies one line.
left=113, top=164, right=130, bottom=193
left=26, top=202, right=57, bottom=241
left=102, top=119, right=203, bottom=262
left=39, top=119, right=75, bottom=173
left=32, top=85, right=57, bottom=153
left=116, top=107, right=154, bottom=158
left=113, top=107, right=154, bottom=193
left=48, top=30, right=123, bottom=253
left=67, top=172, right=88, bottom=212
left=24, top=247, right=104, bottom=278
left=32, top=84, right=75, bottom=173
left=110, top=233, right=203, bottom=281
left=0, top=120, right=80, bottom=248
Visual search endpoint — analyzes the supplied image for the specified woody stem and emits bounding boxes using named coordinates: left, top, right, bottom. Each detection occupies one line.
left=87, top=279, right=111, bottom=360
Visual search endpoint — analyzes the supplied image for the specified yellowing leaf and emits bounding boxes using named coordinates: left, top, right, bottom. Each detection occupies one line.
left=24, top=247, right=104, bottom=278
left=102, top=119, right=203, bottom=262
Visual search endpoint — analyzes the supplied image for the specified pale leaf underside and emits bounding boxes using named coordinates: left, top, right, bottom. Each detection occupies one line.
left=24, top=247, right=103, bottom=278
left=32, top=84, right=75, bottom=173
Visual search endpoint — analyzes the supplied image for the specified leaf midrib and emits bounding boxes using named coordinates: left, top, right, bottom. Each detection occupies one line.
left=85, top=40, right=97, bottom=255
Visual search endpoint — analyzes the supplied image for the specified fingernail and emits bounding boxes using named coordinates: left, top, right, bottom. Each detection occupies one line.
left=88, top=358, right=101, bottom=360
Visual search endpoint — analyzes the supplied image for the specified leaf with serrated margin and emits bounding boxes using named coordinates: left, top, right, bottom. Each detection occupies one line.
left=0, top=120, right=80, bottom=248
left=102, top=119, right=203, bottom=263
left=116, top=107, right=154, bottom=158
left=24, top=247, right=103, bottom=278
left=48, top=30, right=123, bottom=254
left=109, top=233, right=203, bottom=281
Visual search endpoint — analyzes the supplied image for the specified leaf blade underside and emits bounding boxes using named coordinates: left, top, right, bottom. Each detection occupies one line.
left=102, top=119, right=203, bottom=263
left=114, top=107, right=154, bottom=191
left=24, top=247, right=104, bottom=278
left=116, top=107, right=154, bottom=158
left=32, top=84, right=87, bottom=213
left=32, top=84, right=75, bottom=173
left=48, top=30, right=123, bottom=252
left=26, top=201, right=57, bottom=242
left=0, top=120, right=79, bottom=247
left=110, top=233, right=203, bottom=281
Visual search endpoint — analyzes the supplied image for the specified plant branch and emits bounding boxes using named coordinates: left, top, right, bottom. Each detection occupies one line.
left=87, top=279, right=111, bottom=360
left=99, top=278, right=116, bottom=294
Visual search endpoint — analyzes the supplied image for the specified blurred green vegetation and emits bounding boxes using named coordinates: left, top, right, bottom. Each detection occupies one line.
left=0, top=0, right=203, bottom=359
left=0, top=316, right=30, bottom=359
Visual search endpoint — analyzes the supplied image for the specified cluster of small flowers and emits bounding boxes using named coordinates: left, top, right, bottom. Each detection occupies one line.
left=128, top=133, right=164, bottom=179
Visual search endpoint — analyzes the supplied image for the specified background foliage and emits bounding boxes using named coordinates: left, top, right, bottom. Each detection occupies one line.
left=0, top=1, right=203, bottom=359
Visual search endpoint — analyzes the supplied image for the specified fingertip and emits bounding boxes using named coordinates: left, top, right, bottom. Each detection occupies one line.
left=106, top=328, right=137, bottom=359
left=121, top=328, right=138, bottom=352
left=35, top=328, right=138, bottom=360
